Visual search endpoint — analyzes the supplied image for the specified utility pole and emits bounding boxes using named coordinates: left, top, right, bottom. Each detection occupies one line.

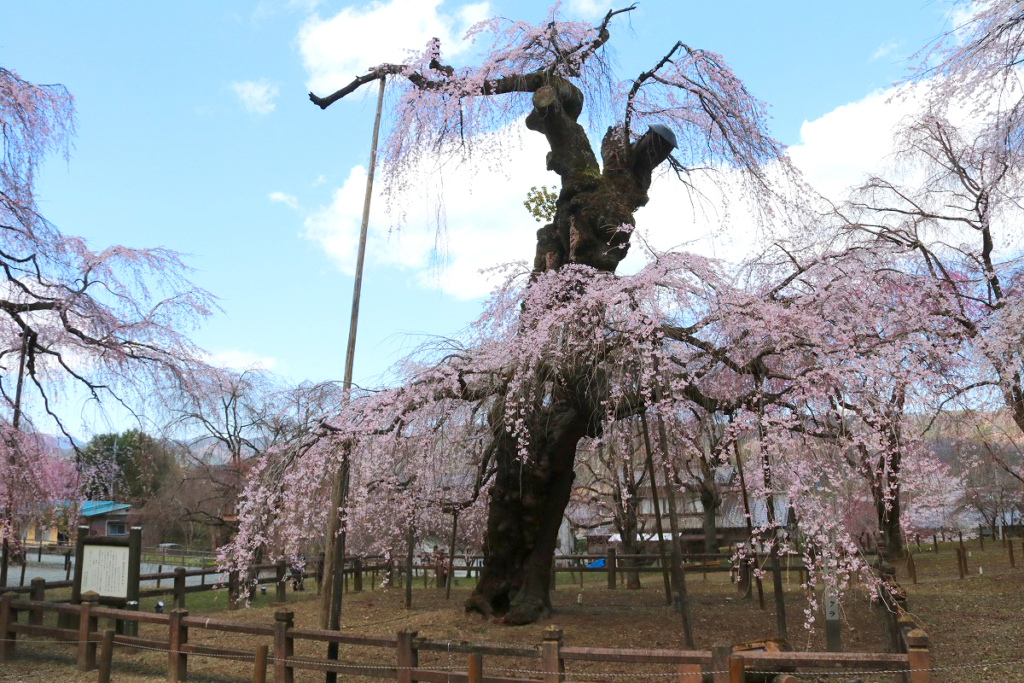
left=322, top=76, right=386, bottom=683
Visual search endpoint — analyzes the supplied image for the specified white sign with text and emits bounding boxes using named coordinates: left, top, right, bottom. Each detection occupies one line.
left=80, top=545, right=130, bottom=599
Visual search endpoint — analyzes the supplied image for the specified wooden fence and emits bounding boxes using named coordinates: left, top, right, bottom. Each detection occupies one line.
left=1, top=551, right=792, bottom=604
left=0, top=592, right=932, bottom=683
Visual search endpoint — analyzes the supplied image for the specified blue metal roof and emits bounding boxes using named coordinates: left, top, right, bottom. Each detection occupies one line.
left=79, top=500, right=131, bottom=517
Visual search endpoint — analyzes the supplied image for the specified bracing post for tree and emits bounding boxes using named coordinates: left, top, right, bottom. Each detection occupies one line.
left=732, top=436, right=765, bottom=609
left=758, top=394, right=788, bottom=641
left=405, top=525, right=415, bottom=609
left=446, top=508, right=459, bottom=600
left=321, top=75, right=386, bottom=682
left=637, top=417, right=673, bottom=606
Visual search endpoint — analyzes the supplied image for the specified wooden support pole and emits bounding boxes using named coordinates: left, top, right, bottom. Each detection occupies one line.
left=97, top=629, right=115, bottom=683
left=467, top=652, right=483, bottom=683
left=396, top=629, right=418, bottom=683
left=253, top=644, right=268, bottom=683
left=274, top=610, right=294, bottom=683
left=353, top=558, right=363, bottom=593
left=979, top=526, right=985, bottom=551
left=276, top=559, right=287, bottom=603
left=406, top=528, right=415, bottom=609
left=932, top=535, right=938, bottom=554
left=77, top=592, right=98, bottom=672
left=907, top=552, right=917, bottom=585
left=168, top=608, right=188, bottom=682
left=606, top=548, right=616, bottom=590
left=1009, top=539, right=1016, bottom=568
left=229, top=569, right=240, bottom=610
left=541, top=626, right=564, bottom=683
left=956, top=548, right=965, bottom=580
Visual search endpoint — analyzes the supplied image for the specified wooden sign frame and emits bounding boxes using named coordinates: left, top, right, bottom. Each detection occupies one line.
left=72, top=525, right=142, bottom=608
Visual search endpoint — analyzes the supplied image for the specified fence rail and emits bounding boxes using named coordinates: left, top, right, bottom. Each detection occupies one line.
left=0, top=594, right=931, bottom=683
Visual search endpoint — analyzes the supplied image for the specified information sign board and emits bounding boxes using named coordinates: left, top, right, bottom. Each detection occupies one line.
left=81, top=544, right=131, bottom=599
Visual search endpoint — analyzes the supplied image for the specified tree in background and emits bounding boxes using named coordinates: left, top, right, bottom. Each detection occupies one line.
left=0, top=65, right=214, bottom=577
left=77, top=430, right=176, bottom=503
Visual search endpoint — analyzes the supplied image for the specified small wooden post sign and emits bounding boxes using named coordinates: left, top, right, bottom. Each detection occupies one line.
left=824, top=588, right=841, bottom=652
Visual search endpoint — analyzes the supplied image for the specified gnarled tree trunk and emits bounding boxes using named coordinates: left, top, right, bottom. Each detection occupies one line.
left=465, top=78, right=674, bottom=624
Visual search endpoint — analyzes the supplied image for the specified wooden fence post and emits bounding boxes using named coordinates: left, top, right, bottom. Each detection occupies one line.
left=541, top=625, right=564, bottom=683
left=955, top=548, right=965, bottom=580
left=932, top=535, right=938, bottom=554
left=273, top=610, right=294, bottom=683
left=906, top=629, right=931, bottom=683
left=97, top=628, right=115, bottom=683
left=960, top=547, right=969, bottom=576
left=711, top=642, right=731, bottom=683
left=906, top=553, right=917, bottom=585
left=396, top=629, right=419, bottom=683
left=353, top=558, right=363, bottom=593
left=76, top=592, right=99, bottom=671
left=1009, top=539, right=1015, bottom=569
left=168, top=608, right=188, bottom=682
left=253, top=644, right=268, bottom=683
left=467, top=652, right=483, bottom=683
left=0, top=593, right=18, bottom=661
left=173, top=567, right=186, bottom=609
left=606, top=549, right=616, bottom=590
left=979, top=525, right=985, bottom=551
left=276, top=559, right=287, bottom=603
left=728, top=654, right=744, bottom=683
left=29, top=577, right=44, bottom=626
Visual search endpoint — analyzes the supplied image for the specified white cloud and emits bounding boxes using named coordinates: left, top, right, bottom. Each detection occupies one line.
left=313, top=174, right=327, bottom=187
left=871, top=40, right=900, bottom=62
left=269, top=191, right=299, bottom=209
left=787, top=87, right=920, bottom=199
left=298, top=0, right=490, bottom=95
left=303, top=124, right=555, bottom=299
left=231, top=79, right=279, bottom=115
left=565, top=0, right=612, bottom=20
left=206, top=349, right=278, bottom=372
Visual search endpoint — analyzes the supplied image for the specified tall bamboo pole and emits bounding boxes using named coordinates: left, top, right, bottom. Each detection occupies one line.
left=322, top=76, right=386, bottom=683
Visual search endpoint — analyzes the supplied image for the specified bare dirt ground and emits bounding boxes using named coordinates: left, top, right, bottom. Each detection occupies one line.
left=1, top=542, right=1020, bottom=682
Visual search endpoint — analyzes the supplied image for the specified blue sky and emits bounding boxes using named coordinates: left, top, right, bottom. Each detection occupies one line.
left=1, top=0, right=956, bottom=433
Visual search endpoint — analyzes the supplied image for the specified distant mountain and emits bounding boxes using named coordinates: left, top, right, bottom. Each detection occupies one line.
left=39, top=433, right=84, bottom=451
